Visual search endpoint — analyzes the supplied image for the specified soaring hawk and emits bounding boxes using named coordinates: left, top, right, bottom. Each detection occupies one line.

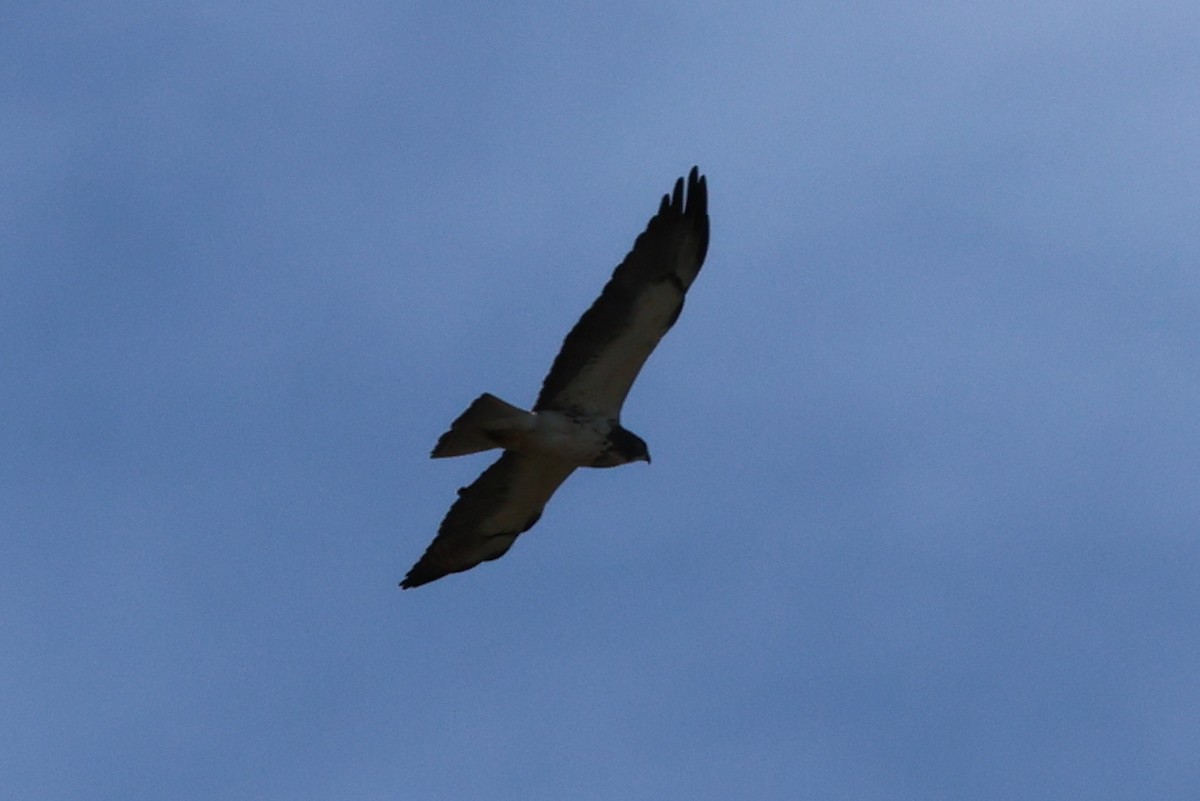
left=402, top=168, right=709, bottom=589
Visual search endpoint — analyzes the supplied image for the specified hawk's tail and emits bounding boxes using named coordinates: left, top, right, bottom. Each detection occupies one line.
left=430, top=393, right=533, bottom=458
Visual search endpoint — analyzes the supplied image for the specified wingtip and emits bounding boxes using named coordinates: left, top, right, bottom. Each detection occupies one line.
left=399, top=566, right=437, bottom=590
left=400, top=551, right=444, bottom=589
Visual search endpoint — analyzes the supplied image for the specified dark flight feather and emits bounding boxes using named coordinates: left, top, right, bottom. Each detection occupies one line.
left=534, top=167, right=709, bottom=417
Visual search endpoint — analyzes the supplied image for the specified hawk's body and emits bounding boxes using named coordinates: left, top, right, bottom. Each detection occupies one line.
left=401, top=168, right=709, bottom=589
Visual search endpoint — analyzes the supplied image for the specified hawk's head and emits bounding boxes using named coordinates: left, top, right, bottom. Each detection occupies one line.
left=593, top=425, right=651, bottom=467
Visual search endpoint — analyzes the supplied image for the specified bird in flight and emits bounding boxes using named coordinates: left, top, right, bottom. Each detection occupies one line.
left=401, top=167, right=710, bottom=589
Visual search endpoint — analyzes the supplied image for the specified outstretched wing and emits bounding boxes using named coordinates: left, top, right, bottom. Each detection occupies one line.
left=534, top=167, right=709, bottom=418
left=401, top=452, right=576, bottom=589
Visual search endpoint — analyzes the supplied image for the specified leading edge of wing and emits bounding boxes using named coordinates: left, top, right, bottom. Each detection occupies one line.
left=534, top=167, right=709, bottom=415
left=400, top=452, right=577, bottom=589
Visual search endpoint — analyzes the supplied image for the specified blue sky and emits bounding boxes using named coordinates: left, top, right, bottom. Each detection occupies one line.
left=4, top=2, right=1199, bottom=799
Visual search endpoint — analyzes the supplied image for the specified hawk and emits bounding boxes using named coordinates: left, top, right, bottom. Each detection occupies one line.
left=401, top=167, right=709, bottom=588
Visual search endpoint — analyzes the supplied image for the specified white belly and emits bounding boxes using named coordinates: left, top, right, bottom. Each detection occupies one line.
left=525, top=411, right=612, bottom=464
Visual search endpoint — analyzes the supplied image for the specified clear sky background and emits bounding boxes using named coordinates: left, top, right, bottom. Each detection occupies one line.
left=5, top=3, right=1199, bottom=799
